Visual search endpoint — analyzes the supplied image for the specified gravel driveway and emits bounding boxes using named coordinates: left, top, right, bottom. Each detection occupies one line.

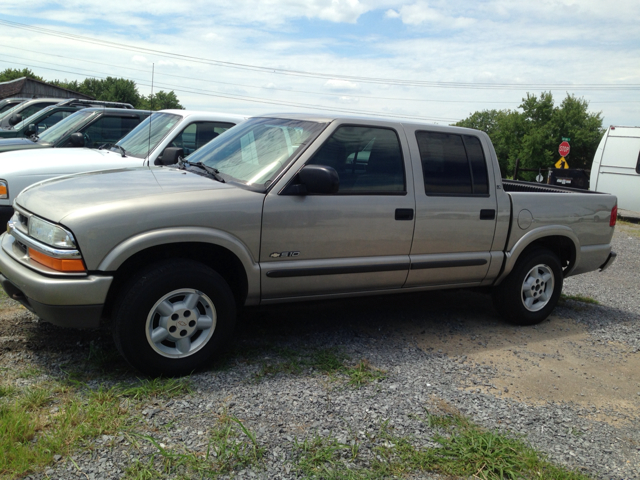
left=2, top=223, right=639, bottom=479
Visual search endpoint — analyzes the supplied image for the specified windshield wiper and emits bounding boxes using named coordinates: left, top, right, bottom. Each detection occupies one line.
left=99, top=143, right=127, bottom=157
left=179, top=160, right=225, bottom=183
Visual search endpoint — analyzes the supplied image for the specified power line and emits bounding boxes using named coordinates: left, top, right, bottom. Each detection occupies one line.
left=0, top=58, right=460, bottom=123
left=1, top=19, right=639, bottom=91
left=0, top=46, right=519, bottom=105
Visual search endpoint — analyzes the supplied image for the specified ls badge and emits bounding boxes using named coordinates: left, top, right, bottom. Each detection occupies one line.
left=269, top=251, right=300, bottom=258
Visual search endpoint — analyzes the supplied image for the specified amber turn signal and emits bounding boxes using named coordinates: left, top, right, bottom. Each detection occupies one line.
left=28, top=248, right=86, bottom=272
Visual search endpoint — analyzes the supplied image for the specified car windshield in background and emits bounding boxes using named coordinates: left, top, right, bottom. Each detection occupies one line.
left=37, top=110, right=97, bottom=144
left=186, top=117, right=326, bottom=189
left=13, top=106, right=56, bottom=131
left=0, top=103, right=23, bottom=122
left=115, top=113, right=181, bottom=158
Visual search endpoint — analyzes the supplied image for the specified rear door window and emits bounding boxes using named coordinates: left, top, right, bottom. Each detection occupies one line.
left=80, top=115, right=142, bottom=147
left=416, top=131, right=489, bottom=196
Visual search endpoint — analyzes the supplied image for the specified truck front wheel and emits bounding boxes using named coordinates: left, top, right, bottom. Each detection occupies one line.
left=492, top=248, right=562, bottom=326
left=112, top=259, right=236, bottom=376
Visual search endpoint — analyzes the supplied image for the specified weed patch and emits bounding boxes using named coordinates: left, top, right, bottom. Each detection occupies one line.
left=560, top=293, right=599, bottom=305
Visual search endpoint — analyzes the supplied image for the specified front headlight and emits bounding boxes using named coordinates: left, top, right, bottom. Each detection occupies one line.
left=28, top=216, right=77, bottom=249
left=0, top=180, right=8, bottom=199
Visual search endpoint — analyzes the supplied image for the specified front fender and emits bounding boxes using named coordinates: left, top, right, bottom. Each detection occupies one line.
left=96, top=227, right=261, bottom=305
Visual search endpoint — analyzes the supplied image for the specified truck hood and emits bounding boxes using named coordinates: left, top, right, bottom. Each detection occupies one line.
left=16, top=166, right=235, bottom=223
left=0, top=137, right=48, bottom=153
left=0, top=147, right=122, bottom=175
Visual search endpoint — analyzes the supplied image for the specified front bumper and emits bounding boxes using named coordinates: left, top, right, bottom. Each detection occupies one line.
left=0, top=232, right=112, bottom=328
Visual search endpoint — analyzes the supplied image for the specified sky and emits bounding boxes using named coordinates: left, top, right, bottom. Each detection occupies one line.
left=0, top=0, right=638, bottom=127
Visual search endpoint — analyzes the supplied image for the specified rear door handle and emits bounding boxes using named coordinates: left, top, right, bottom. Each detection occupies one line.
left=480, top=209, right=496, bottom=220
left=395, top=208, right=414, bottom=221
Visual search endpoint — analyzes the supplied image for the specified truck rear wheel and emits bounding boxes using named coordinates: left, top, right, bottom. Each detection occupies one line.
left=112, top=259, right=236, bottom=376
left=492, top=248, right=562, bottom=326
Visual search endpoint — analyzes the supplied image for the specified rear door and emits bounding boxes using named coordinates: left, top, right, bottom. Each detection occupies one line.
left=260, top=121, right=416, bottom=299
left=404, top=127, right=498, bottom=287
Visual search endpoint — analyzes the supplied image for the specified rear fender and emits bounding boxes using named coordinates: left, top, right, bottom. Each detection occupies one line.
left=495, top=225, right=579, bottom=285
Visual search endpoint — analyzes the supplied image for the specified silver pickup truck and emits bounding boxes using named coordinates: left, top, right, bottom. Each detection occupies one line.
left=0, top=114, right=617, bottom=376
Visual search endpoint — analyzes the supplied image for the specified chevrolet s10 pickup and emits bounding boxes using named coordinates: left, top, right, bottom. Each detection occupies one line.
left=0, top=114, right=617, bottom=376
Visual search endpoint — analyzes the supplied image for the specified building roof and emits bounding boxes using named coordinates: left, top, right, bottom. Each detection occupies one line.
left=0, top=77, right=93, bottom=100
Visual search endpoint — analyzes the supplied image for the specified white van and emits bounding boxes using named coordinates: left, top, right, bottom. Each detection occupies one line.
left=590, top=126, right=640, bottom=212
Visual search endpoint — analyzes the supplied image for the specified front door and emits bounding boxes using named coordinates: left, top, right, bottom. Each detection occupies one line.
left=260, top=124, right=416, bottom=300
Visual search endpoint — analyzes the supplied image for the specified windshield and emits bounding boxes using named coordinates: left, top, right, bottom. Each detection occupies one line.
left=37, top=110, right=97, bottom=144
left=0, top=102, right=24, bottom=123
left=13, top=106, right=56, bottom=131
left=0, top=101, right=25, bottom=115
left=116, top=113, right=181, bottom=158
left=185, top=117, right=326, bottom=189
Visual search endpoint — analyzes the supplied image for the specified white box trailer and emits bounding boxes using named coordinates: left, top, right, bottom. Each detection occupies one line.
left=590, top=126, right=640, bottom=212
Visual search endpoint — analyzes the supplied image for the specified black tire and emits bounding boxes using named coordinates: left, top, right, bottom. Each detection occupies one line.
left=112, top=259, right=236, bottom=377
left=492, top=247, right=563, bottom=326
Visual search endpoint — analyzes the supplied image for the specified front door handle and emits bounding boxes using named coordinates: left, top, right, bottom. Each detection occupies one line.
left=395, top=208, right=414, bottom=221
left=480, top=209, right=496, bottom=220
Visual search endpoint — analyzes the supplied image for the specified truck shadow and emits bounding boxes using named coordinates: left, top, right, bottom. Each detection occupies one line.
left=0, top=288, right=634, bottom=381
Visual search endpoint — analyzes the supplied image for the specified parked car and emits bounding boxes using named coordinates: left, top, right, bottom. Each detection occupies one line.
left=590, top=125, right=640, bottom=212
left=0, top=98, right=72, bottom=129
left=0, top=99, right=135, bottom=140
left=0, top=98, right=29, bottom=115
left=0, top=114, right=617, bottom=376
left=0, top=110, right=247, bottom=223
left=0, top=106, right=150, bottom=154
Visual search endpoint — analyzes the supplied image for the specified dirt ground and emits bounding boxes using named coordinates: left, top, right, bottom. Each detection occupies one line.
left=404, top=314, right=640, bottom=423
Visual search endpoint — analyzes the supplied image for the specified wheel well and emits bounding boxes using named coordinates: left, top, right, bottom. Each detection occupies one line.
left=102, top=242, right=249, bottom=320
left=520, top=235, right=576, bottom=276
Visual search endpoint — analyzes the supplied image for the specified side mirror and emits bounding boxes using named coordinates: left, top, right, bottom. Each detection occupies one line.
left=8, top=113, right=22, bottom=127
left=287, top=165, right=339, bottom=195
left=25, top=124, right=37, bottom=136
left=156, top=147, right=184, bottom=165
left=69, top=132, right=85, bottom=147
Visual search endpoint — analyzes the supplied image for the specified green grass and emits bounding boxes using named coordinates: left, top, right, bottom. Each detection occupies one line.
left=253, top=346, right=386, bottom=388
left=560, top=293, right=600, bottom=305
left=289, top=412, right=593, bottom=480
left=0, top=383, right=129, bottom=477
left=124, top=414, right=264, bottom=479
left=0, top=375, right=192, bottom=478
left=17, top=366, right=42, bottom=379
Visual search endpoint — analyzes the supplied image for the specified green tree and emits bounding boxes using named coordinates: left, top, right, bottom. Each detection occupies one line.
left=0, top=68, right=44, bottom=82
left=455, top=92, right=604, bottom=179
left=139, top=90, right=184, bottom=110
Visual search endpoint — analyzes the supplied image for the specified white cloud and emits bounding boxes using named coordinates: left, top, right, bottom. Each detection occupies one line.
left=385, top=9, right=400, bottom=18
left=338, top=96, right=360, bottom=104
left=324, top=79, right=360, bottom=91
left=131, top=55, right=148, bottom=64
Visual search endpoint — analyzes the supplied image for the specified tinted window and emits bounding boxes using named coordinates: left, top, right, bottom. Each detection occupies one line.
left=80, top=115, right=141, bottom=147
left=171, top=121, right=235, bottom=155
left=308, top=126, right=405, bottom=194
left=36, top=110, right=74, bottom=133
left=416, top=131, right=489, bottom=196
left=636, top=149, right=640, bottom=175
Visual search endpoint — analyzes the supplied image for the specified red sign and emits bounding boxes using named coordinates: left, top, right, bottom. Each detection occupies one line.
left=558, top=141, right=570, bottom=157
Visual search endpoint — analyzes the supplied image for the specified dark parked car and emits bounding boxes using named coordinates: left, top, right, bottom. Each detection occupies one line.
left=0, top=98, right=65, bottom=129
left=0, top=99, right=135, bottom=140
left=0, top=107, right=151, bottom=154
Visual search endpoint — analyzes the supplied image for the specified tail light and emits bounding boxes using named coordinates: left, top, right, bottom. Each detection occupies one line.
left=610, top=205, right=617, bottom=227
